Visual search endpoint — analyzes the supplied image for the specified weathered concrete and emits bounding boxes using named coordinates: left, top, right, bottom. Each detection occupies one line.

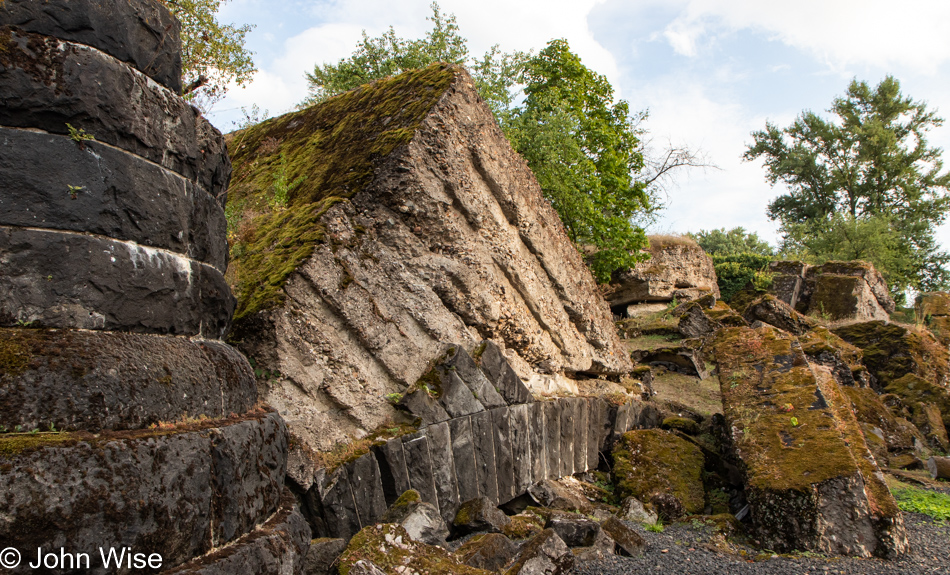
left=0, top=226, right=233, bottom=337
left=0, top=412, right=287, bottom=573
left=0, top=0, right=183, bottom=92
left=0, top=329, right=255, bottom=432
left=165, top=489, right=311, bottom=575
left=0, top=127, right=227, bottom=270
left=0, top=28, right=229, bottom=193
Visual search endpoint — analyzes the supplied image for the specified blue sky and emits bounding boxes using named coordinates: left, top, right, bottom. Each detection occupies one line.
left=208, top=0, right=950, bottom=251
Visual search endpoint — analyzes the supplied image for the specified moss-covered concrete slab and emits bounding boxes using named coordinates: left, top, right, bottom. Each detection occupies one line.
left=713, top=326, right=906, bottom=557
left=834, top=321, right=949, bottom=391
left=611, top=428, right=704, bottom=519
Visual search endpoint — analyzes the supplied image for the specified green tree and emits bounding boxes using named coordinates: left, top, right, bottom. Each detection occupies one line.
left=744, top=76, right=950, bottom=296
left=507, top=39, right=650, bottom=282
left=690, top=227, right=773, bottom=257
left=163, top=0, right=256, bottom=108
left=302, top=2, right=528, bottom=115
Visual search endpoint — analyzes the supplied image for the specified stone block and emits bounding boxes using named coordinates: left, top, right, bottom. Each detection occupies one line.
left=426, top=421, right=461, bottom=527
left=348, top=453, right=388, bottom=528
left=453, top=496, right=510, bottom=535
left=559, top=399, right=575, bottom=477
left=0, top=127, right=227, bottom=270
left=0, top=29, right=229, bottom=194
left=807, top=274, right=889, bottom=322
left=476, top=340, right=533, bottom=405
left=449, top=416, right=480, bottom=505
left=0, top=411, right=290, bottom=569
left=301, top=537, right=348, bottom=575
left=503, top=529, right=574, bottom=575
left=714, top=326, right=907, bottom=557
left=490, top=407, right=517, bottom=503
left=542, top=401, right=561, bottom=480
left=470, top=409, right=499, bottom=503
left=457, top=532, right=519, bottom=572
left=0, top=0, right=183, bottom=92
left=320, top=468, right=362, bottom=541
left=438, top=369, right=486, bottom=418
left=770, top=274, right=803, bottom=309
left=0, top=329, right=255, bottom=432
left=527, top=401, right=547, bottom=483
left=398, top=388, right=450, bottom=425
left=372, top=438, right=411, bottom=507
left=401, top=432, right=440, bottom=512
left=574, top=398, right=589, bottom=473
left=0, top=227, right=234, bottom=337
left=507, top=403, right=533, bottom=494
left=164, top=489, right=311, bottom=575
left=587, top=397, right=608, bottom=470
left=441, top=345, right=506, bottom=408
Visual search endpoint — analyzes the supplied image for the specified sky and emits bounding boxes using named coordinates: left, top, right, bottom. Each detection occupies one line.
left=206, top=0, right=950, bottom=250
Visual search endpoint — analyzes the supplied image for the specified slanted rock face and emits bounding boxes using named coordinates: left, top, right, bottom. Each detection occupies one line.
left=769, top=261, right=894, bottom=322
left=602, top=236, right=720, bottom=311
left=226, top=65, right=630, bottom=451
left=833, top=321, right=949, bottom=391
left=713, top=326, right=906, bottom=558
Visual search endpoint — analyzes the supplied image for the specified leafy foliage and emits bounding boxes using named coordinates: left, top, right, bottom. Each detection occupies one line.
left=892, top=484, right=950, bottom=521
left=711, top=253, right=774, bottom=303
left=302, top=2, right=528, bottom=117
left=690, top=227, right=773, bottom=257
left=162, top=0, right=256, bottom=108
left=745, top=76, right=950, bottom=296
left=507, top=39, right=650, bottom=282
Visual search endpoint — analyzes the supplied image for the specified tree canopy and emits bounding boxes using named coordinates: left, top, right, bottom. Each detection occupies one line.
left=162, top=0, right=256, bottom=108
left=745, top=76, right=950, bottom=297
left=690, top=227, right=773, bottom=257
left=506, top=39, right=650, bottom=282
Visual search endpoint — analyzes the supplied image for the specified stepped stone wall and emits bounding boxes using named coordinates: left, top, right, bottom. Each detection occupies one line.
left=0, top=1, right=308, bottom=572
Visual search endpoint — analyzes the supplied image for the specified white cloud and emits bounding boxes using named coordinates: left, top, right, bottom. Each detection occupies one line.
left=664, top=0, right=950, bottom=74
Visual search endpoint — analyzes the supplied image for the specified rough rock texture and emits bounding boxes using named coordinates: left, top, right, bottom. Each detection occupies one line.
left=600, top=516, right=646, bottom=556
left=834, top=321, right=949, bottom=391
left=545, top=513, right=602, bottom=547
left=0, top=127, right=227, bottom=270
left=0, top=0, right=183, bottom=92
left=228, top=65, right=630, bottom=451
left=0, top=411, right=288, bottom=573
left=457, top=533, right=520, bottom=572
left=0, top=28, right=229, bottom=193
left=743, top=295, right=817, bottom=335
left=302, top=538, right=348, bottom=575
left=339, top=524, right=491, bottom=575
left=611, top=429, right=705, bottom=520
left=602, top=236, right=720, bottom=309
left=769, top=261, right=894, bottom=321
left=165, top=489, right=311, bottom=575
left=713, top=326, right=906, bottom=558
left=917, top=292, right=950, bottom=346
left=454, top=497, right=511, bottom=535
left=0, top=328, right=256, bottom=432
left=503, top=529, right=574, bottom=575
left=380, top=491, right=449, bottom=546
left=0, top=226, right=233, bottom=337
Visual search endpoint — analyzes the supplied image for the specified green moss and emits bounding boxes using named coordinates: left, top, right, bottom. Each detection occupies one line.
left=713, top=327, right=858, bottom=492
left=661, top=416, right=700, bottom=435
left=834, top=321, right=949, bottom=387
left=611, top=429, right=705, bottom=519
left=886, top=374, right=950, bottom=430
left=339, top=524, right=491, bottom=575
left=0, top=433, right=76, bottom=458
left=226, top=64, right=457, bottom=321
left=890, top=481, right=950, bottom=520
left=391, top=489, right=421, bottom=510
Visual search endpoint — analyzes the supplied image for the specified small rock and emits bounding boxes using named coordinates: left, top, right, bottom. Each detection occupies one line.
left=504, top=529, right=574, bottom=575
left=348, top=560, right=387, bottom=575
left=600, top=517, right=645, bottom=556
left=545, top=512, right=602, bottom=547
left=381, top=492, right=449, bottom=546
left=302, top=538, right=347, bottom=575
left=527, top=479, right=593, bottom=514
left=457, top=533, right=520, bottom=572
left=454, top=497, right=511, bottom=535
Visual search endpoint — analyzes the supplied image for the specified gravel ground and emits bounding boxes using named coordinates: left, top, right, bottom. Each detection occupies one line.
left=571, top=514, right=950, bottom=575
